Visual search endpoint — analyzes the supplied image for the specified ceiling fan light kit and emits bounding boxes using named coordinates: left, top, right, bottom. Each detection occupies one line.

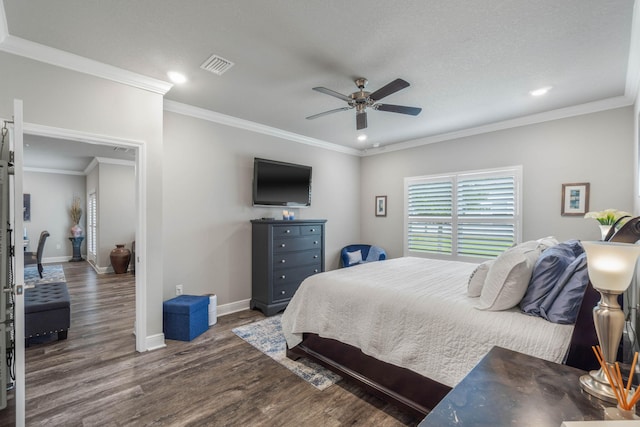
left=306, top=78, right=422, bottom=130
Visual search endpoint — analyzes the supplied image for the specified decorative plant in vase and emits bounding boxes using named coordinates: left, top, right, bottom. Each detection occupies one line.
left=584, top=209, right=631, bottom=240
left=70, top=196, right=83, bottom=237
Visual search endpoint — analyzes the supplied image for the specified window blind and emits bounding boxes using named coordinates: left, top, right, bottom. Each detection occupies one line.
left=87, top=192, right=97, bottom=258
left=405, top=167, right=521, bottom=261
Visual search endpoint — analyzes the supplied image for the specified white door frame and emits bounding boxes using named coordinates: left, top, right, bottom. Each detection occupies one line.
left=11, top=99, right=26, bottom=427
left=21, top=122, right=148, bottom=352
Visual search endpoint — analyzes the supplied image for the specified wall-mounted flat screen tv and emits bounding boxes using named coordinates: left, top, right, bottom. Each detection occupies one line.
left=253, top=158, right=312, bottom=207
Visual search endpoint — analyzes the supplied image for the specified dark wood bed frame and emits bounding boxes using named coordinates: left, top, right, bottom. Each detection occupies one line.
left=286, top=218, right=640, bottom=418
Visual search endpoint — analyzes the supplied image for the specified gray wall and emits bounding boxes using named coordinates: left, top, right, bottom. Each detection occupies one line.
left=0, top=51, right=165, bottom=340
left=162, top=111, right=361, bottom=305
left=94, top=162, right=136, bottom=270
left=23, top=171, right=86, bottom=259
left=360, top=107, right=635, bottom=258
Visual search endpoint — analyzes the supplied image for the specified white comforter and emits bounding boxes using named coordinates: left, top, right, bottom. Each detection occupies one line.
left=281, top=256, right=575, bottom=387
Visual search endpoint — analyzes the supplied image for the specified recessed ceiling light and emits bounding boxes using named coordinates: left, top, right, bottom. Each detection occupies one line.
left=167, top=71, right=187, bottom=84
left=373, top=143, right=380, bottom=148
left=530, top=86, right=552, bottom=97
left=357, top=134, right=367, bottom=142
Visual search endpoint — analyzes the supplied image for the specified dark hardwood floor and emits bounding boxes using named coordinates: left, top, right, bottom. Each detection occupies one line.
left=0, top=262, right=420, bottom=426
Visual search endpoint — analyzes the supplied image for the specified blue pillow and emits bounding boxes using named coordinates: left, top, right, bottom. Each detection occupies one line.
left=539, top=253, right=589, bottom=324
left=520, top=240, right=583, bottom=315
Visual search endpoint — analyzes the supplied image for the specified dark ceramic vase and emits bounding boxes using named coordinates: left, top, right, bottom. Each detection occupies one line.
left=110, top=244, right=131, bottom=274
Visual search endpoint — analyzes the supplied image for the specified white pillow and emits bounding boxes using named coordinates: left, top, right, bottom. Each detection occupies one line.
left=347, top=250, right=363, bottom=265
left=468, top=260, right=494, bottom=297
left=476, top=240, right=543, bottom=311
left=537, top=236, right=559, bottom=251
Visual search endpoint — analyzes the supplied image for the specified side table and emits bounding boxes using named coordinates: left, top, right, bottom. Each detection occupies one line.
left=420, top=346, right=613, bottom=426
left=68, top=236, right=84, bottom=262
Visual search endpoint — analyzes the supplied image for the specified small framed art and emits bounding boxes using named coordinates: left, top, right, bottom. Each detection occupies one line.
left=375, top=195, right=387, bottom=217
left=561, top=182, right=590, bottom=216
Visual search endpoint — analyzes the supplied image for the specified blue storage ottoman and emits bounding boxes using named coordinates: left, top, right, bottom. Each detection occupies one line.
left=163, top=295, right=209, bottom=341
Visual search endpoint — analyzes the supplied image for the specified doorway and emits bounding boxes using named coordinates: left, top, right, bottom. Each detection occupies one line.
left=22, top=122, right=148, bottom=351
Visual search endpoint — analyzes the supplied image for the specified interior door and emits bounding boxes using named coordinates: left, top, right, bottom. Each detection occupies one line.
left=9, top=99, right=25, bottom=427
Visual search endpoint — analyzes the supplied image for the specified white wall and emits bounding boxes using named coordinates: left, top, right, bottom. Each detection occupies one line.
left=22, top=171, right=85, bottom=260
left=361, top=107, right=635, bottom=258
left=0, top=51, right=165, bottom=341
left=162, top=111, right=361, bottom=305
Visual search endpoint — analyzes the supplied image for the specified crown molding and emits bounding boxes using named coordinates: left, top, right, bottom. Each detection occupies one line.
left=83, top=157, right=135, bottom=175
left=24, top=166, right=85, bottom=176
left=362, top=96, right=634, bottom=156
left=163, top=99, right=362, bottom=157
left=0, top=35, right=172, bottom=95
left=23, top=122, right=144, bottom=147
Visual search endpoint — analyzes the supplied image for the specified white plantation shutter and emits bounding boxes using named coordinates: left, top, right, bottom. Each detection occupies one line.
left=87, top=192, right=97, bottom=259
left=405, top=167, right=521, bottom=261
left=406, top=179, right=453, bottom=255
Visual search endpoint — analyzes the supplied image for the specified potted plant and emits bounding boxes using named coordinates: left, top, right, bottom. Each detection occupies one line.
left=584, top=209, right=631, bottom=240
left=70, top=196, right=83, bottom=237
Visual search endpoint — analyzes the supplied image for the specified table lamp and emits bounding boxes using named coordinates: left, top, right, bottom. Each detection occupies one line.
left=580, top=241, right=640, bottom=402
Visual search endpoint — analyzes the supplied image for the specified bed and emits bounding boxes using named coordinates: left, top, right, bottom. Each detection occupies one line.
left=282, top=220, right=640, bottom=417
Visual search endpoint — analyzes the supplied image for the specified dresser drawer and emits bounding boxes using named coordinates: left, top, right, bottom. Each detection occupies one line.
left=272, top=264, right=321, bottom=286
left=300, top=225, right=322, bottom=236
left=272, top=226, right=300, bottom=237
left=272, top=282, right=300, bottom=302
left=273, top=250, right=321, bottom=269
left=273, top=236, right=321, bottom=253
left=272, top=266, right=321, bottom=301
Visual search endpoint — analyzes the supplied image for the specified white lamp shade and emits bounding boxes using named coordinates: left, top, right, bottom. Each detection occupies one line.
left=583, top=241, right=640, bottom=292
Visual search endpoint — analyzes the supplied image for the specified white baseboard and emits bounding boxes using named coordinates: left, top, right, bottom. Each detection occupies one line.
left=217, top=299, right=251, bottom=317
left=42, top=256, right=74, bottom=264
left=145, top=333, right=166, bottom=351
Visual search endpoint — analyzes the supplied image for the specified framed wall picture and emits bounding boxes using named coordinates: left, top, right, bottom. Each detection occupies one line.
left=375, top=195, right=387, bottom=217
left=561, top=182, right=590, bottom=216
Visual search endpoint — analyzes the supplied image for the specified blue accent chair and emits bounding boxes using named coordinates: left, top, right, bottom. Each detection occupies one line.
left=340, top=244, right=387, bottom=267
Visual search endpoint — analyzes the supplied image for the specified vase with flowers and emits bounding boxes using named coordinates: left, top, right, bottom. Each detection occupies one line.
left=70, top=196, right=83, bottom=237
left=584, top=209, right=631, bottom=240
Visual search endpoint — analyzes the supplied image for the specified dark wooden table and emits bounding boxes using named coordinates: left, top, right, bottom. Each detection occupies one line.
left=419, top=346, right=614, bottom=426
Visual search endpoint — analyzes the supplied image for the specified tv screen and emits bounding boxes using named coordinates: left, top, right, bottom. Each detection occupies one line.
left=253, top=158, right=312, bottom=207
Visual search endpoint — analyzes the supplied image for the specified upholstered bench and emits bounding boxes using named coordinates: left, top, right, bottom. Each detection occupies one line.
left=24, top=282, right=71, bottom=346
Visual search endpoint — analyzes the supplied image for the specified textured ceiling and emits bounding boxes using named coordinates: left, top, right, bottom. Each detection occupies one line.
left=2, top=0, right=637, bottom=157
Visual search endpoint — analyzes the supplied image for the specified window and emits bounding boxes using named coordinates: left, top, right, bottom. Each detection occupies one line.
left=404, top=166, right=522, bottom=261
left=87, top=192, right=97, bottom=261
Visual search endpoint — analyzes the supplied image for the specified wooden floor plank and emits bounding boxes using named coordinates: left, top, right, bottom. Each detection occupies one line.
left=0, top=262, right=420, bottom=426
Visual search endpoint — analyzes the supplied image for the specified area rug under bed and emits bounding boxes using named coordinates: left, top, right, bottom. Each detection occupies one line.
left=232, top=315, right=341, bottom=390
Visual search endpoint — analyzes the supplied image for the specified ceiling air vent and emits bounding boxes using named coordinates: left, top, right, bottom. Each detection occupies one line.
left=200, top=54, right=234, bottom=76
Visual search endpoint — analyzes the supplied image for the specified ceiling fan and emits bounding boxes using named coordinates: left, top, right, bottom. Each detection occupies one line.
left=306, top=78, right=422, bottom=130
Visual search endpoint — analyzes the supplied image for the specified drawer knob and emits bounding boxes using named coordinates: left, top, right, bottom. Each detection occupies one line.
left=281, top=275, right=286, bottom=279
left=280, top=243, right=286, bottom=248
left=281, top=290, right=286, bottom=295
left=313, top=255, right=318, bottom=259
left=281, top=259, right=286, bottom=263
left=314, top=241, right=318, bottom=245
left=314, top=269, right=319, bottom=273
left=286, top=229, right=291, bottom=234
left=310, top=228, right=315, bottom=232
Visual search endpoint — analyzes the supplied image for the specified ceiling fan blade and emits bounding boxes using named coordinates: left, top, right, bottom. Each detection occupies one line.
left=306, top=107, right=351, bottom=120
left=312, top=87, right=353, bottom=102
left=356, top=111, right=368, bottom=130
left=369, top=78, right=410, bottom=101
left=376, top=104, right=422, bottom=116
